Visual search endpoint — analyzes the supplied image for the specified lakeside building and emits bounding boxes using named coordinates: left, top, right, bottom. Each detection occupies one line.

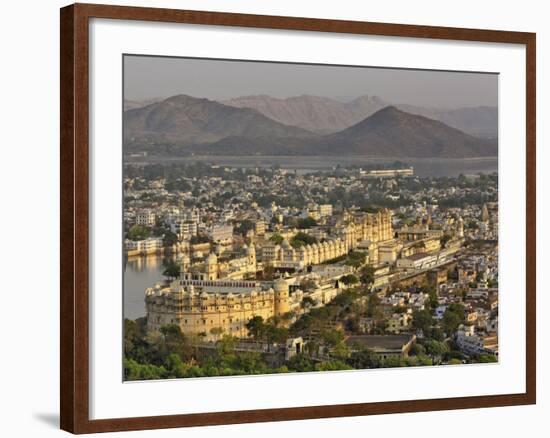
left=359, top=167, right=414, bottom=179
left=170, top=220, right=198, bottom=239
left=125, top=237, right=163, bottom=256
left=135, top=209, right=156, bottom=227
left=145, top=278, right=294, bottom=340
left=145, top=250, right=355, bottom=341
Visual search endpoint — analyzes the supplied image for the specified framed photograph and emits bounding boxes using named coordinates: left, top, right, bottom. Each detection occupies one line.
left=60, top=3, right=536, bottom=433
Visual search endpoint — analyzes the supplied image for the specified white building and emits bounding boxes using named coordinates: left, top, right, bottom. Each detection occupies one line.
left=136, top=210, right=156, bottom=226
left=455, top=325, right=498, bottom=357
left=125, top=237, right=163, bottom=255
left=210, top=224, right=233, bottom=244
left=171, top=220, right=198, bottom=238
left=396, top=253, right=439, bottom=271
left=319, top=204, right=333, bottom=218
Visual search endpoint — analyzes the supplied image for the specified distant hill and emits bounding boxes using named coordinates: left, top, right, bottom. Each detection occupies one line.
left=222, top=94, right=387, bottom=133
left=124, top=98, right=163, bottom=111
left=124, top=95, right=497, bottom=158
left=124, top=94, right=316, bottom=145
left=315, top=106, right=497, bottom=157
left=223, top=94, right=497, bottom=138
left=183, top=106, right=496, bottom=158
left=396, top=105, right=498, bottom=139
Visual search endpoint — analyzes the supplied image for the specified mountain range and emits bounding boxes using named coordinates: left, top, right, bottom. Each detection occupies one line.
left=223, top=95, right=497, bottom=138
left=124, top=94, right=314, bottom=145
left=124, top=94, right=497, bottom=158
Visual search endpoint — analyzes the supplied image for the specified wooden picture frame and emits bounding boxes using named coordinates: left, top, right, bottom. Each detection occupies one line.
left=60, top=2, right=536, bottom=433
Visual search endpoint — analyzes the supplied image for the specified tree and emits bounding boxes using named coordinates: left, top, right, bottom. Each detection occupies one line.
left=381, top=356, right=407, bottom=368
left=424, top=340, right=449, bottom=363
left=269, top=233, right=284, bottom=244
left=124, top=358, right=166, bottom=381
left=287, top=354, right=315, bottom=372
left=408, top=343, right=426, bottom=356
left=210, top=327, right=224, bottom=340
left=162, top=262, right=181, bottom=279
left=124, top=318, right=154, bottom=364
left=478, top=354, right=498, bottom=363
left=442, top=303, right=465, bottom=335
left=299, top=280, right=317, bottom=293
left=216, top=335, right=237, bottom=356
left=262, top=264, right=275, bottom=281
left=321, top=329, right=344, bottom=347
left=366, top=293, right=381, bottom=318
left=235, top=219, right=255, bottom=236
left=300, top=296, right=317, bottom=312
left=290, top=232, right=317, bottom=248
left=164, top=353, right=187, bottom=378
left=440, top=234, right=452, bottom=248
left=347, top=349, right=380, bottom=369
left=359, top=266, right=376, bottom=286
left=127, top=224, right=150, bottom=241
left=412, top=309, right=434, bottom=336
left=163, top=230, right=178, bottom=246
left=245, top=316, right=265, bottom=341
left=160, top=324, right=184, bottom=348
left=345, top=252, right=367, bottom=268
left=296, top=217, right=317, bottom=229
left=264, top=324, right=289, bottom=344
left=427, top=288, right=439, bottom=310
left=190, top=235, right=210, bottom=245
left=340, top=274, right=359, bottom=286
left=315, top=360, right=353, bottom=371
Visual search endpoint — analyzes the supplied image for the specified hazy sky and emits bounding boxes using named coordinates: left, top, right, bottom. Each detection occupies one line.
left=124, top=55, right=498, bottom=108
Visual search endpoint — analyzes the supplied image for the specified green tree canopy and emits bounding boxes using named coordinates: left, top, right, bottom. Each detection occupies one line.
left=127, top=224, right=150, bottom=241
left=347, top=349, right=380, bottom=369
left=245, top=316, right=265, bottom=341
left=442, top=303, right=465, bottom=335
left=359, top=266, right=376, bottom=285
left=340, top=274, right=359, bottom=286
left=296, top=217, right=317, bottom=229
left=269, top=233, right=284, bottom=244
left=162, top=262, right=181, bottom=279
left=412, top=309, right=434, bottom=335
left=291, top=232, right=318, bottom=248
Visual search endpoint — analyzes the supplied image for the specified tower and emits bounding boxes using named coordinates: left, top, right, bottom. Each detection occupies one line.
left=273, top=278, right=290, bottom=317
left=247, top=244, right=257, bottom=271
left=481, top=203, right=490, bottom=222
left=205, top=253, right=218, bottom=280
left=180, top=254, right=191, bottom=272
left=457, top=216, right=464, bottom=239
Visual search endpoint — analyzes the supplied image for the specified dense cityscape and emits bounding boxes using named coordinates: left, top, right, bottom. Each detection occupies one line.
left=123, top=162, right=498, bottom=380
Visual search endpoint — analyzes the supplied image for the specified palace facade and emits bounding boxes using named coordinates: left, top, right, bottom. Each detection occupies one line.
left=261, top=238, right=349, bottom=270
left=145, top=277, right=292, bottom=340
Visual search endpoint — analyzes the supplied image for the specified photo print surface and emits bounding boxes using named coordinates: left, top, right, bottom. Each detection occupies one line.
left=122, top=55, right=499, bottom=381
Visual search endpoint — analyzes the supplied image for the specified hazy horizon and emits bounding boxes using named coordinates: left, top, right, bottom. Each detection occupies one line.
left=124, top=55, right=498, bottom=109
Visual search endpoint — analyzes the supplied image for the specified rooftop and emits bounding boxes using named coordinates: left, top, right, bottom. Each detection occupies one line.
left=344, top=335, right=415, bottom=351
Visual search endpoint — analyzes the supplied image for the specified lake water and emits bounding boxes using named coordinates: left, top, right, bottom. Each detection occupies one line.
left=128, top=155, right=498, bottom=178
left=124, top=255, right=176, bottom=320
